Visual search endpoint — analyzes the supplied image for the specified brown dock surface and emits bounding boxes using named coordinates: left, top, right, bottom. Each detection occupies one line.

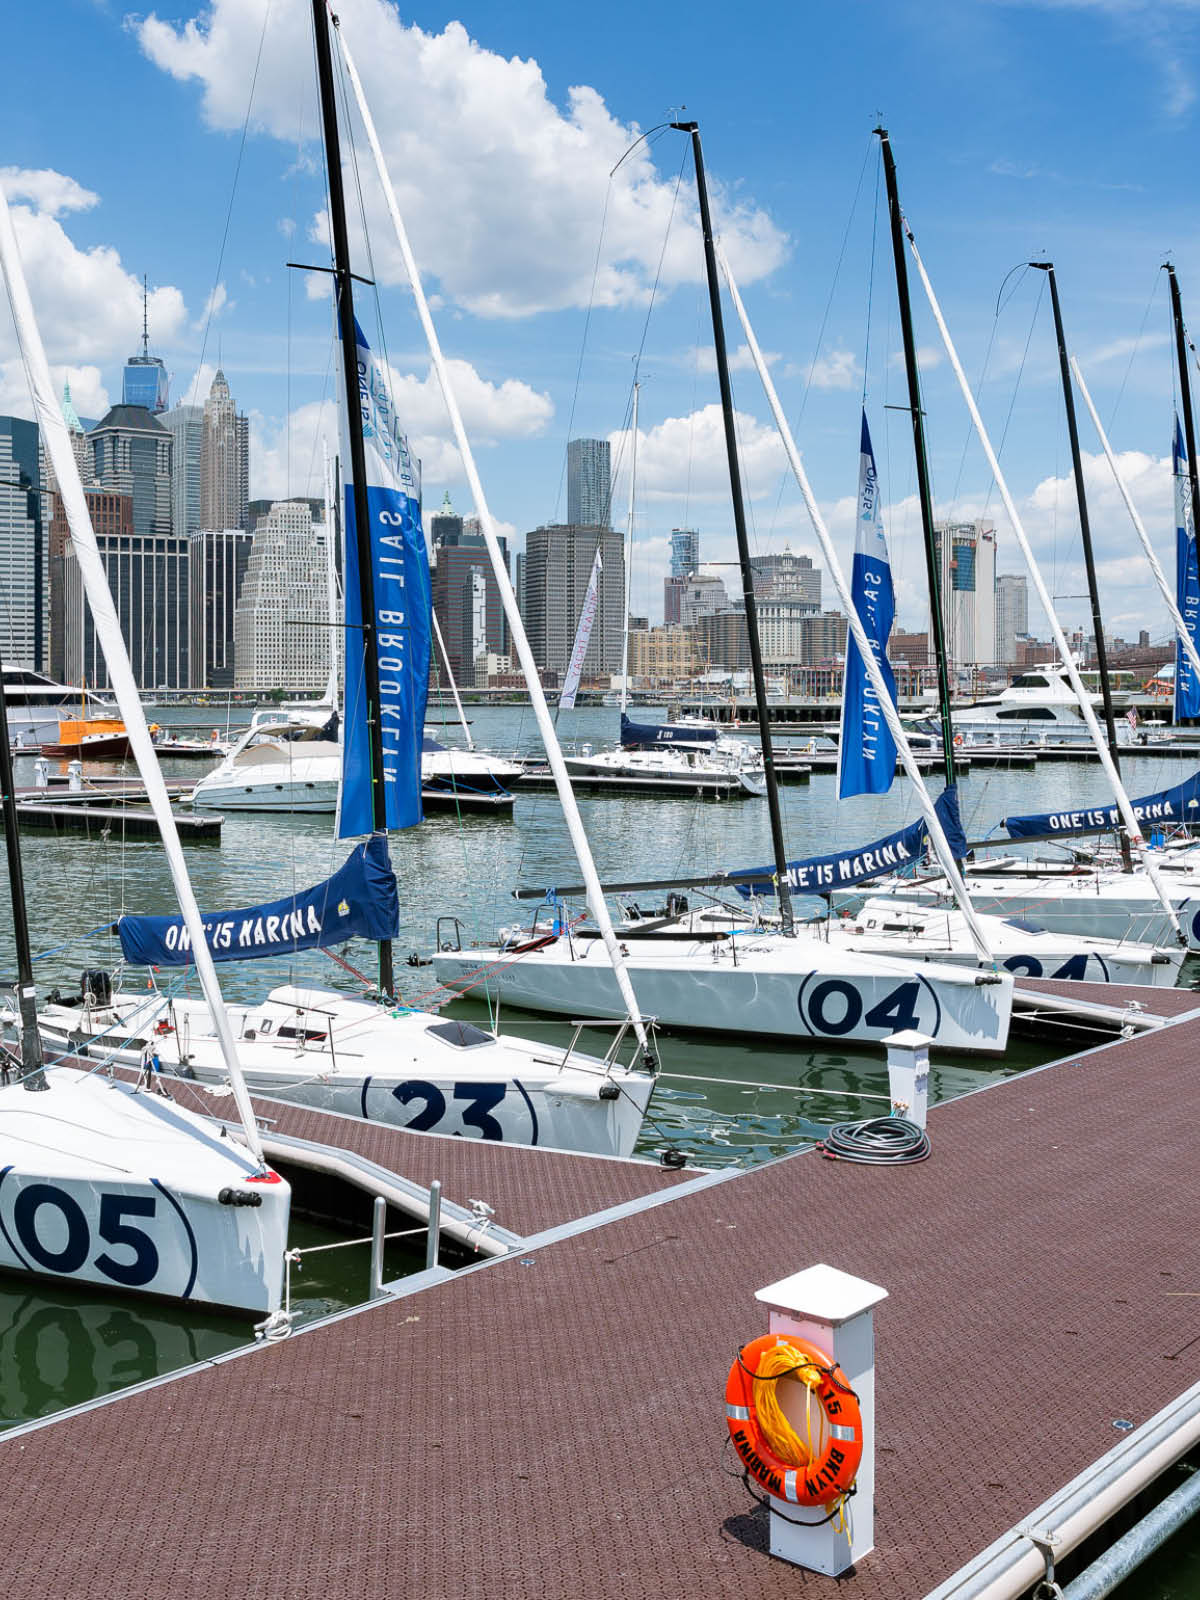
left=5, top=994, right=1200, bottom=1598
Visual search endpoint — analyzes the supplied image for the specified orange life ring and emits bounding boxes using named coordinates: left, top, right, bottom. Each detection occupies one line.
left=725, top=1333, right=863, bottom=1507
left=953, top=733, right=964, bottom=747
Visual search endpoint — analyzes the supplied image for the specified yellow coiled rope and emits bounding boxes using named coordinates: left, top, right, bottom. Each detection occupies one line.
left=752, top=1341, right=823, bottom=1468
left=751, top=1341, right=850, bottom=1531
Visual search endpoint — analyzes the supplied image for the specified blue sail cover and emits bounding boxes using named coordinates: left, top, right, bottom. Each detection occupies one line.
left=1004, top=770, right=1200, bottom=839
left=1174, top=417, right=1200, bottom=719
left=839, top=412, right=899, bottom=798
left=733, top=787, right=966, bottom=897
left=338, top=318, right=432, bottom=838
left=118, top=834, right=400, bottom=966
left=620, top=714, right=718, bottom=749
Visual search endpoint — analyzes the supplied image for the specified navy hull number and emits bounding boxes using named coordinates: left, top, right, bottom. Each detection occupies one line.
left=10, top=1186, right=160, bottom=1288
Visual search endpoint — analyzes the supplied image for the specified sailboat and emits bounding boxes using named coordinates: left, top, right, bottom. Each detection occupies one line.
left=433, top=121, right=1014, bottom=1055
left=0, top=179, right=291, bottom=1319
left=41, top=0, right=656, bottom=1161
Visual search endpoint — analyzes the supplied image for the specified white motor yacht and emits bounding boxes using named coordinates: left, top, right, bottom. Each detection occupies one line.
left=950, top=662, right=1148, bottom=746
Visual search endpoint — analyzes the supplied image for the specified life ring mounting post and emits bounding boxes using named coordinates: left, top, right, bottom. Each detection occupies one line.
left=748, top=1263, right=887, bottom=1575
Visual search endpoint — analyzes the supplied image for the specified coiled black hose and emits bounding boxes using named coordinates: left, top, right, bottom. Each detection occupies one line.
left=816, top=1115, right=931, bottom=1164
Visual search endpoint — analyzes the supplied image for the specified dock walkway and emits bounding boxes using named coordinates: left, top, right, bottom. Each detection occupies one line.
left=4, top=986, right=1200, bottom=1598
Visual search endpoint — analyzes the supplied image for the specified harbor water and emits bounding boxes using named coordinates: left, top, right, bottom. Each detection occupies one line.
left=3, top=699, right=1199, bottom=1599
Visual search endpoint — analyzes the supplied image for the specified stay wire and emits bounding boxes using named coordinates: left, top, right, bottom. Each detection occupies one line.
left=191, top=0, right=274, bottom=407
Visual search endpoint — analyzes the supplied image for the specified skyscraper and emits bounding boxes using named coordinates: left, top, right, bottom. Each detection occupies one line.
left=190, top=527, right=254, bottom=687
left=523, top=523, right=624, bottom=675
left=51, top=488, right=132, bottom=682
left=62, top=522, right=189, bottom=688
left=160, top=404, right=204, bottom=538
left=233, top=502, right=332, bottom=690
left=200, top=370, right=249, bottom=533
left=752, top=549, right=821, bottom=608
left=90, top=404, right=173, bottom=539
left=431, top=498, right=510, bottom=680
left=429, top=491, right=463, bottom=549
left=566, top=438, right=612, bottom=528
left=995, top=573, right=1029, bottom=667
left=669, top=528, right=700, bottom=579
left=122, top=278, right=169, bottom=413
left=0, top=416, right=47, bottom=670
left=933, top=520, right=997, bottom=668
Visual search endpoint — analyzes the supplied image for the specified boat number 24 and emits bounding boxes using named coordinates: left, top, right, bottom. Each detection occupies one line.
left=8, top=1186, right=160, bottom=1287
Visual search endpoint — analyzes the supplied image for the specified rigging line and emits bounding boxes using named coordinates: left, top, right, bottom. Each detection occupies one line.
left=862, top=140, right=881, bottom=408
left=1109, top=266, right=1161, bottom=438
left=190, top=0, right=275, bottom=408
left=948, top=262, right=1028, bottom=514
left=979, top=271, right=1045, bottom=524
left=764, top=131, right=875, bottom=540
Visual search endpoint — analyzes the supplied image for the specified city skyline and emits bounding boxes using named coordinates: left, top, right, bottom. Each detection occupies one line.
left=3, top=0, right=1198, bottom=651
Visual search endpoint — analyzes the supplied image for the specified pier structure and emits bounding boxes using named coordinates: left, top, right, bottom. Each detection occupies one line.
left=1, top=981, right=1199, bottom=1596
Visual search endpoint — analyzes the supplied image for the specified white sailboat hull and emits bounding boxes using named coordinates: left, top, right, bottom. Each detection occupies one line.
left=0, top=1067, right=288, bottom=1315
left=34, top=986, right=654, bottom=1160
left=430, top=936, right=1013, bottom=1054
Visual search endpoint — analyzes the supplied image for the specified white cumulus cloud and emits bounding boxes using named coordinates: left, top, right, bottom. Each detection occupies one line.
left=136, top=0, right=788, bottom=318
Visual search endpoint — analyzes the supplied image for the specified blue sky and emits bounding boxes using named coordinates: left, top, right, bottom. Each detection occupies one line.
left=4, top=0, right=1200, bottom=639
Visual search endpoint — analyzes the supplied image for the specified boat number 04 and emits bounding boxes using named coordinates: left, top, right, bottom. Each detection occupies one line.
left=359, top=1078, right=539, bottom=1144
left=0, top=1176, right=196, bottom=1294
left=797, top=976, right=943, bottom=1039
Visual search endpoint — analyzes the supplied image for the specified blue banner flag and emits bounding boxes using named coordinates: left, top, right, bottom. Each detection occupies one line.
left=338, top=319, right=432, bottom=838
left=732, top=787, right=965, bottom=897
left=118, top=834, right=400, bottom=966
left=1004, top=769, right=1200, bottom=839
left=1175, top=417, right=1200, bottom=720
left=620, top=713, right=718, bottom=749
left=838, top=411, right=898, bottom=798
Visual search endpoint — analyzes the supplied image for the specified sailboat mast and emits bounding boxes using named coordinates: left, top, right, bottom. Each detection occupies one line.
left=875, top=129, right=957, bottom=791
left=312, top=0, right=394, bottom=999
left=0, top=691, right=46, bottom=1089
left=672, top=120, right=794, bottom=934
left=619, top=381, right=639, bottom=715
left=1032, top=262, right=1131, bottom=867
left=1167, top=266, right=1200, bottom=549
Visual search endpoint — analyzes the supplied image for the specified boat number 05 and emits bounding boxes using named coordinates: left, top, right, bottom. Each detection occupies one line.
left=798, top=976, right=942, bottom=1039
left=3, top=1184, right=161, bottom=1287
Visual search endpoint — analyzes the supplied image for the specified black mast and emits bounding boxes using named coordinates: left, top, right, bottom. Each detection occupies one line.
left=875, top=129, right=957, bottom=792
left=1167, top=266, right=1200, bottom=570
left=672, top=121, right=794, bottom=933
left=312, top=0, right=393, bottom=998
left=0, top=692, right=46, bottom=1089
left=1031, top=261, right=1131, bottom=868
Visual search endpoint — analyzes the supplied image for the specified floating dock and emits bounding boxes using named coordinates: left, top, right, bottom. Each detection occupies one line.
left=4, top=981, right=1200, bottom=1598
left=517, top=766, right=763, bottom=799
left=14, top=801, right=220, bottom=841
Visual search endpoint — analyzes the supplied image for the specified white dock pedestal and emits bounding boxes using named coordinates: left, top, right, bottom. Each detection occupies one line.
left=754, top=1264, right=887, bottom=1575
left=884, top=1029, right=931, bottom=1128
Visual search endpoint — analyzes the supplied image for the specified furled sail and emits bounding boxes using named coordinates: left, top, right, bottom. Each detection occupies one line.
left=733, top=787, right=965, bottom=897
left=1004, top=770, right=1200, bottom=839
left=620, top=714, right=718, bottom=749
left=559, top=547, right=603, bottom=710
left=338, top=318, right=432, bottom=838
left=838, top=411, right=899, bottom=797
left=118, top=834, right=399, bottom=966
left=1175, top=417, right=1200, bottom=721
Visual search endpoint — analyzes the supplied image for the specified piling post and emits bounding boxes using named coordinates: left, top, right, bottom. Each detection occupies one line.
left=754, top=1264, right=888, bottom=1574
left=369, top=1195, right=386, bottom=1299
left=426, top=1180, right=442, bottom=1272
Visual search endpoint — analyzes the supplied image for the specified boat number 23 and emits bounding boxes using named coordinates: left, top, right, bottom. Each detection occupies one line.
left=393, top=1081, right=508, bottom=1140
left=8, top=1186, right=161, bottom=1286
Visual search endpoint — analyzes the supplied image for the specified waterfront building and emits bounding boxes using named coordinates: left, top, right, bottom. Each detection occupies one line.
left=889, top=629, right=930, bottom=668
left=233, top=501, right=331, bottom=691
left=190, top=528, right=254, bottom=688
left=757, top=600, right=830, bottom=665
left=995, top=572, right=1029, bottom=667
left=89, top=404, right=173, bottom=540
left=160, top=404, right=204, bottom=538
left=199, top=370, right=249, bottom=534
left=523, top=522, right=624, bottom=675
left=433, top=537, right=510, bottom=684
left=678, top=571, right=731, bottom=628
left=566, top=438, right=612, bottom=528
left=41, top=381, right=93, bottom=498
left=697, top=610, right=750, bottom=674
left=663, top=574, right=685, bottom=624
left=933, top=520, right=997, bottom=667
left=670, top=528, right=700, bottom=579
left=0, top=416, right=47, bottom=672
left=50, top=488, right=132, bottom=682
left=62, top=521, right=189, bottom=689
left=628, top=624, right=700, bottom=683
left=429, top=491, right=463, bottom=549
left=752, top=548, right=821, bottom=607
